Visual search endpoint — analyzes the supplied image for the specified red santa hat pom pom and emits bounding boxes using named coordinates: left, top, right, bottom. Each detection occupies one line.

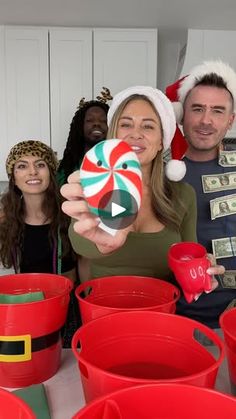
left=165, top=124, right=188, bottom=181
left=165, top=77, right=186, bottom=123
left=165, top=159, right=186, bottom=181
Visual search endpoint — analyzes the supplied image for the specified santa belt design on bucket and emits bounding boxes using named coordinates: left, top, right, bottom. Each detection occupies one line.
left=0, top=329, right=61, bottom=362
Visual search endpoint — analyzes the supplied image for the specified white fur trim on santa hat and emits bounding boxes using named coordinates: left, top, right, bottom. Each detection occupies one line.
left=165, top=159, right=186, bottom=182
left=178, top=60, right=236, bottom=111
left=107, top=86, right=176, bottom=151
left=172, top=101, right=183, bottom=123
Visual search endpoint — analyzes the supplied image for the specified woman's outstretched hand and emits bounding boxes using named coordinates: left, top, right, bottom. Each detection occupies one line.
left=61, top=171, right=132, bottom=254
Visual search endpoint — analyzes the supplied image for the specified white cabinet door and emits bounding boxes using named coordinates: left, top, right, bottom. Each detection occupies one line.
left=0, top=26, right=7, bottom=180
left=1, top=26, right=50, bottom=180
left=93, top=28, right=158, bottom=97
left=50, top=28, right=93, bottom=159
left=0, top=26, right=158, bottom=180
left=180, top=30, right=205, bottom=76
left=181, top=29, right=236, bottom=75
left=202, top=30, right=236, bottom=67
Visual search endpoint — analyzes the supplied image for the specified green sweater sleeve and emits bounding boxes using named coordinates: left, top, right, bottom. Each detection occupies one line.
left=69, top=220, right=104, bottom=259
left=68, top=181, right=198, bottom=260
left=178, top=182, right=198, bottom=242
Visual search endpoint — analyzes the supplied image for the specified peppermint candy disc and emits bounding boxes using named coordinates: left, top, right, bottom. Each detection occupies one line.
left=80, top=139, right=142, bottom=216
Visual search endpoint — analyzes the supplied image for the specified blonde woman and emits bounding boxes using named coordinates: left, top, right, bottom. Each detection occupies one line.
left=61, top=86, right=224, bottom=284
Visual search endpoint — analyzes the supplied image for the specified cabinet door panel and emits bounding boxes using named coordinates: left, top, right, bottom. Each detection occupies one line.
left=180, top=30, right=204, bottom=75
left=50, top=28, right=92, bottom=159
left=4, top=27, right=50, bottom=174
left=0, top=26, right=7, bottom=180
left=93, top=29, right=157, bottom=97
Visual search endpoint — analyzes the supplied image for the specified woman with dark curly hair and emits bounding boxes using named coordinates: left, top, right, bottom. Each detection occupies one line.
left=0, top=139, right=78, bottom=347
left=57, top=87, right=112, bottom=186
left=0, top=139, right=76, bottom=278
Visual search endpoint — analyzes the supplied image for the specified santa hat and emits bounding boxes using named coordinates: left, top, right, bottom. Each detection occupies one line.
left=165, top=60, right=236, bottom=168
left=107, top=85, right=186, bottom=181
left=178, top=60, right=236, bottom=111
left=165, top=78, right=189, bottom=180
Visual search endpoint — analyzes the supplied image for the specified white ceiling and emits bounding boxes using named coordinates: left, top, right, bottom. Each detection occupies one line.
left=0, top=0, right=236, bottom=31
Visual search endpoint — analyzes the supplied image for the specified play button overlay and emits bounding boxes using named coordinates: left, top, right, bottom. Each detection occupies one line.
left=112, top=202, right=126, bottom=217
left=98, top=189, right=139, bottom=230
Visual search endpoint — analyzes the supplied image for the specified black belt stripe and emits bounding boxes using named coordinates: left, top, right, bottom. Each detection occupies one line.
left=0, top=329, right=61, bottom=356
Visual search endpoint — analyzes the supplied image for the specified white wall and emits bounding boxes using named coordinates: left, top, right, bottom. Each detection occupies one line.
left=157, top=29, right=188, bottom=90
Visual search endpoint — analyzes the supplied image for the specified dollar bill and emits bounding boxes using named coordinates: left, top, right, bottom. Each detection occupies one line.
left=210, top=193, right=236, bottom=219
left=163, top=148, right=171, bottom=163
left=212, top=237, right=236, bottom=259
left=218, top=271, right=236, bottom=289
left=218, top=150, right=236, bottom=167
left=202, top=171, right=236, bottom=193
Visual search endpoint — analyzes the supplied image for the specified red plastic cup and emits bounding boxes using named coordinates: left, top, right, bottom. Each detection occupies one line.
left=76, top=276, right=180, bottom=324
left=73, top=383, right=236, bottom=419
left=168, top=242, right=212, bottom=303
left=72, top=311, right=224, bottom=403
left=0, top=273, right=72, bottom=387
left=0, top=388, right=36, bottom=418
left=220, top=307, right=236, bottom=395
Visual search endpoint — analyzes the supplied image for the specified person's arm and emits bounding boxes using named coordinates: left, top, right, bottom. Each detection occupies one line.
left=78, top=256, right=91, bottom=283
left=180, top=183, right=225, bottom=281
left=61, top=171, right=131, bottom=255
left=179, top=183, right=198, bottom=242
left=62, top=267, right=77, bottom=283
left=68, top=221, right=105, bottom=258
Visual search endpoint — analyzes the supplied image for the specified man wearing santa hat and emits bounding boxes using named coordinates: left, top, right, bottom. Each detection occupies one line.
left=166, top=60, right=236, bottom=329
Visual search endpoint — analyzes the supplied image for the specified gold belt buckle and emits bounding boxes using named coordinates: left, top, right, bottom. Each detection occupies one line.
left=0, top=334, right=31, bottom=362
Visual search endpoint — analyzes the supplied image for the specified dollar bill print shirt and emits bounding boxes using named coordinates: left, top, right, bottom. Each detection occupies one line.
left=183, top=156, right=236, bottom=270
left=177, top=156, right=236, bottom=328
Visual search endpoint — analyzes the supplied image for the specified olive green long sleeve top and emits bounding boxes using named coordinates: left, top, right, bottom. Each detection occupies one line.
left=69, top=182, right=197, bottom=282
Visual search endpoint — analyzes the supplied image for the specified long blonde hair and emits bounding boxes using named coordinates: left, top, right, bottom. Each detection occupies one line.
left=107, top=94, right=185, bottom=230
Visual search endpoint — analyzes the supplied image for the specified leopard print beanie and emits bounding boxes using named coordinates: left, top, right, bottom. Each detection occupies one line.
left=6, top=140, right=59, bottom=178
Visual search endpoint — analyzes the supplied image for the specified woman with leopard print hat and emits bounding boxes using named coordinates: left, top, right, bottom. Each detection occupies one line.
left=0, top=139, right=76, bottom=277
left=0, top=139, right=79, bottom=346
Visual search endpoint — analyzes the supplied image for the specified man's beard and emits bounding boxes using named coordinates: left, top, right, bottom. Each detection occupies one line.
left=185, top=131, right=221, bottom=153
left=188, top=141, right=219, bottom=152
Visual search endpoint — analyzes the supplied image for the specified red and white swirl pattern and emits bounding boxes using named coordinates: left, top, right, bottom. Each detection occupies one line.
left=80, top=139, right=142, bottom=212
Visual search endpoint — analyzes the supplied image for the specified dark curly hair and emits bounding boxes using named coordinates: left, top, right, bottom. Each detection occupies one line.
left=58, top=101, right=109, bottom=182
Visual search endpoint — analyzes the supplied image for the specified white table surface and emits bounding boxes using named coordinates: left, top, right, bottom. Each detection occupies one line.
left=44, top=349, right=85, bottom=419
left=43, top=344, right=232, bottom=419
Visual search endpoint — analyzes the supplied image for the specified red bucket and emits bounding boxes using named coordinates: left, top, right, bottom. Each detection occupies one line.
left=0, top=388, right=35, bottom=418
left=72, top=311, right=224, bottom=403
left=73, top=383, right=236, bottom=419
left=75, top=276, right=180, bottom=323
left=0, top=273, right=72, bottom=387
left=220, top=307, right=236, bottom=395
